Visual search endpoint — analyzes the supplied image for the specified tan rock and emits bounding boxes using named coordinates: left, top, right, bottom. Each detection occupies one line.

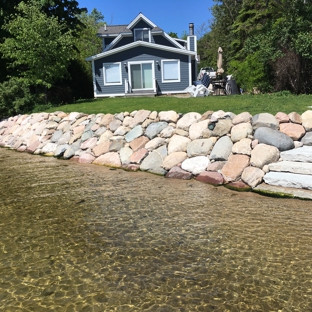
left=129, top=148, right=149, bottom=164
left=241, top=166, right=265, bottom=188
left=231, top=122, right=252, bottom=142
left=162, top=152, right=187, bottom=170
left=129, top=136, right=149, bottom=152
left=275, top=112, right=289, bottom=123
left=302, top=110, right=312, bottom=131
left=232, top=138, right=252, bottom=155
left=250, top=143, right=280, bottom=168
left=288, top=112, right=302, bottom=124
left=279, top=123, right=305, bottom=140
left=221, top=154, right=250, bottom=182
left=92, top=141, right=110, bottom=157
left=232, top=112, right=252, bottom=125
left=93, top=152, right=121, bottom=168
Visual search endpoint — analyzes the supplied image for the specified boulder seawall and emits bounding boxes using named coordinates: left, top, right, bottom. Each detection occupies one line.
left=1, top=109, right=312, bottom=198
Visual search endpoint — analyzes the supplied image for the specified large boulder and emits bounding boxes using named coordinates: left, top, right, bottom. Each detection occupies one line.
left=210, top=136, right=233, bottom=161
left=250, top=143, right=280, bottom=168
left=252, top=113, right=279, bottom=130
left=302, top=110, right=312, bottom=131
left=221, top=154, right=250, bottom=182
left=145, top=122, right=168, bottom=139
left=167, top=134, right=191, bottom=154
left=254, top=127, right=294, bottom=151
left=187, top=138, right=216, bottom=157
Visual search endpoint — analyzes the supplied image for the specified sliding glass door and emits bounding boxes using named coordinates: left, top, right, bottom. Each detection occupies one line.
left=130, top=62, right=153, bottom=90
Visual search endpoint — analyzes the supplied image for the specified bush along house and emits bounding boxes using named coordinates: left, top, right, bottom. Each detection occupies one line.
left=86, top=13, right=198, bottom=98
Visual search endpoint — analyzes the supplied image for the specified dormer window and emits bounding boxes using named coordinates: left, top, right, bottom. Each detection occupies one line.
left=134, top=28, right=151, bottom=42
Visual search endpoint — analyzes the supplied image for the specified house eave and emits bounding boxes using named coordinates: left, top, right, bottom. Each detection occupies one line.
left=86, top=41, right=196, bottom=61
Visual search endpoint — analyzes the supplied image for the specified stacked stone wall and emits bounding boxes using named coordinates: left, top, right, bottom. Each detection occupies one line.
left=1, top=109, right=312, bottom=191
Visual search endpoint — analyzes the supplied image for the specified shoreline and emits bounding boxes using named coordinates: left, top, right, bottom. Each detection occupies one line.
left=1, top=109, right=312, bottom=200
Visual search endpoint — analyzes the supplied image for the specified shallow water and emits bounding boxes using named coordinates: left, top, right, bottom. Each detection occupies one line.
left=0, top=148, right=312, bottom=312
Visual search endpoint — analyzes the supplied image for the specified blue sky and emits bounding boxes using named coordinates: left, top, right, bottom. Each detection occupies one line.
left=77, top=0, right=214, bottom=38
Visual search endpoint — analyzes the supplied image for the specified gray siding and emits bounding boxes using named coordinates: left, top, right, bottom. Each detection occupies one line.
left=189, top=36, right=195, bottom=52
left=153, top=35, right=177, bottom=48
left=94, top=47, right=190, bottom=96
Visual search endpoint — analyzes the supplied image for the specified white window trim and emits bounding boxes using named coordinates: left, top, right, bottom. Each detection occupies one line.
left=134, top=28, right=151, bottom=42
left=161, top=59, right=181, bottom=83
left=128, top=61, right=155, bottom=91
left=103, top=62, right=122, bottom=86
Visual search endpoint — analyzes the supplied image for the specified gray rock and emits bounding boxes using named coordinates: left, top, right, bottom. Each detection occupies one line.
left=140, top=148, right=167, bottom=175
left=254, top=127, right=294, bottom=151
left=187, top=138, right=216, bottom=157
left=119, top=146, right=133, bottom=164
left=81, top=130, right=93, bottom=142
left=145, top=122, right=168, bottom=139
left=211, top=118, right=233, bottom=137
left=109, top=139, right=124, bottom=152
left=58, top=131, right=71, bottom=145
left=301, top=132, right=312, bottom=146
left=252, top=113, right=279, bottom=130
left=269, top=161, right=312, bottom=175
left=280, top=146, right=312, bottom=162
left=125, top=125, right=143, bottom=142
left=54, top=144, right=70, bottom=157
left=209, top=136, right=233, bottom=161
left=264, top=172, right=312, bottom=190
left=109, top=119, right=122, bottom=132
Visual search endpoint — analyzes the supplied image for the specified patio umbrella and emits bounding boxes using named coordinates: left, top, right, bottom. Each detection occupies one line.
left=217, top=47, right=224, bottom=75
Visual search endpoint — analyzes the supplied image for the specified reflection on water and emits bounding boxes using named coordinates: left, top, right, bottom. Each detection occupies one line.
left=0, top=148, right=312, bottom=311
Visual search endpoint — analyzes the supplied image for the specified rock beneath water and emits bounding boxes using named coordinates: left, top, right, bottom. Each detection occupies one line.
left=254, top=127, right=294, bottom=151
left=166, top=166, right=193, bottom=179
left=78, top=153, right=95, bottom=164
left=225, top=180, right=251, bottom=191
left=176, top=112, right=202, bottom=130
left=302, top=110, right=312, bottom=131
left=145, top=122, right=168, bottom=139
left=280, top=146, right=312, bottom=162
left=187, top=138, right=216, bottom=157
left=210, top=136, right=233, bottom=161
left=264, top=172, right=312, bottom=190
left=269, top=161, right=312, bottom=175
left=93, top=152, right=121, bottom=168
left=279, top=123, right=305, bottom=141
left=221, top=154, right=250, bottom=182
left=231, top=122, right=253, bottom=142
left=241, top=166, right=265, bottom=188
left=301, top=132, right=312, bottom=145
left=181, top=156, right=210, bottom=175
left=252, top=113, right=279, bottom=130
left=196, top=171, right=224, bottom=185
left=250, top=144, right=280, bottom=168
left=162, top=152, right=187, bottom=170
left=168, top=134, right=191, bottom=154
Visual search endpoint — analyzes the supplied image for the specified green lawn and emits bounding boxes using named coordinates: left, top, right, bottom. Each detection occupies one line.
left=45, top=93, right=312, bottom=116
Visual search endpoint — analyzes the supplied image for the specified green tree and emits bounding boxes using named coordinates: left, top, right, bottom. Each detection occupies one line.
left=0, top=0, right=75, bottom=90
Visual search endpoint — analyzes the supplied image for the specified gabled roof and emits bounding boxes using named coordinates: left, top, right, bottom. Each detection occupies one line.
left=95, top=12, right=186, bottom=52
left=86, top=40, right=196, bottom=62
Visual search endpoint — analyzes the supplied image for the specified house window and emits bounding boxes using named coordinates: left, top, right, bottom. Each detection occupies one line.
left=103, top=62, right=122, bottom=85
left=161, top=60, right=180, bottom=83
left=134, top=28, right=150, bottom=42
